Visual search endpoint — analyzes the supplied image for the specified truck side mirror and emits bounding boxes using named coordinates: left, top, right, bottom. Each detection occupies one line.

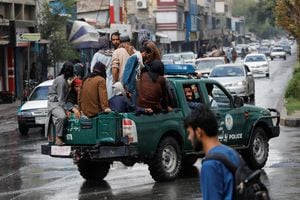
left=233, top=96, right=244, bottom=107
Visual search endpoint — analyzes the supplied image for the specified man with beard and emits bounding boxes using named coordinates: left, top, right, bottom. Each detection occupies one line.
left=184, top=106, right=240, bottom=200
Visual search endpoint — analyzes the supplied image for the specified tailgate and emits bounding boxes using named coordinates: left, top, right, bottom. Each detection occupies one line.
left=65, top=113, right=123, bottom=145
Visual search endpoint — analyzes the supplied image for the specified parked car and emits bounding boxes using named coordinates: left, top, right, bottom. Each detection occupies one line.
left=243, top=54, right=270, bottom=77
left=17, top=80, right=53, bottom=135
left=195, top=57, right=226, bottom=76
left=209, top=64, right=255, bottom=102
left=258, top=46, right=271, bottom=57
left=270, top=47, right=286, bottom=60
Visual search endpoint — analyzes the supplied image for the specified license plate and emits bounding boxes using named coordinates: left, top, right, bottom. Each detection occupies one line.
left=51, top=146, right=71, bottom=156
left=35, top=116, right=46, bottom=124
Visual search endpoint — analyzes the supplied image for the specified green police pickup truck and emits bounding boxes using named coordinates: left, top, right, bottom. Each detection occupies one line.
left=41, top=75, right=280, bottom=182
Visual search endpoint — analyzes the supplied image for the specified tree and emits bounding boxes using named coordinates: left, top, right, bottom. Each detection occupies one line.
left=38, top=0, right=78, bottom=76
left=232, top=0, right=282, bottom=39
left=275, top=0, right=300, bottom=59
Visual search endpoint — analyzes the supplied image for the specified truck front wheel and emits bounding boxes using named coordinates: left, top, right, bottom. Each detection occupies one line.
left=148, top=137, right=182, bottom=182
left=77, top=159, right=110, bottom=181
left=243, top=127, right=269, bottom=170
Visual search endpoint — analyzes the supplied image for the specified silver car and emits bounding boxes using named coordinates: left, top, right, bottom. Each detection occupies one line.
left=208, top=64, right=255, bottom=102
left=195, top=57, right=226, bottom=76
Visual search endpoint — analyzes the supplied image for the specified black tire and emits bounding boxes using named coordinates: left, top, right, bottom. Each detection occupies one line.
left=77, top=159, right=110, bottom=181
left=270, top=57, right=273, bottom=60
left=19, top=124, right=29, bottom=135
left=243, top=96, right=249, bottom=103
left=284, top=56, right=286, bottom=60
left=148, top=137, right=182, bottom=182
left=243, top=127, right=269, bottom=170
left=249, top=94, right=255, bottom=104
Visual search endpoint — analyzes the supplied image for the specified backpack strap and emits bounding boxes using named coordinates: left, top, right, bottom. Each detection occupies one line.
left=202, top=153, right=238, bottom=175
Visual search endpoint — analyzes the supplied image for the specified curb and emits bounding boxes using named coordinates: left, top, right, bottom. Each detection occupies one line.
left=280, top=117, right=300, bottom=127
left=279, top=101, right=300, bottom=127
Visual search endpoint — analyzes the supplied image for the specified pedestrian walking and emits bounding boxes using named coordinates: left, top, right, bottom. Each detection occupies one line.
left=184, top=106, right=241, bottom=200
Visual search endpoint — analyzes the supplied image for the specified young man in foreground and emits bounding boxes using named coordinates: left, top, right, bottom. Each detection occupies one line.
left=184, top=106, right=240, bottom=200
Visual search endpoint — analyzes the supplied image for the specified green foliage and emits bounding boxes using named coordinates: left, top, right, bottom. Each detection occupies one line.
left=275, top=0, right=300, bottom=60
left=38, top=0, right=78, bottom=67
left=232, top=0, right=256, bottom=17
left=285, top=98, right=300, bottom=115
left=285, top=63, right=300, bottom=99
left=232, top=0, right=281, bottom=39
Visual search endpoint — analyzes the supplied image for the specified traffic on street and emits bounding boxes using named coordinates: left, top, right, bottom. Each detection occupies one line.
left=0, top=43, right=298, bottom=200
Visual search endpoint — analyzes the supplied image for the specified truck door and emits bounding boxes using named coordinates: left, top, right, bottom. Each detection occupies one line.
left=205, top=83, right=245, bottom=146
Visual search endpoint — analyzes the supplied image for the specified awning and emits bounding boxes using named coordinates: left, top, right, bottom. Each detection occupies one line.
left=156, top=32, right=168, bottom=38
left=0, top=40, right=9, bottom=46
left=69, top=20, right=99, bottom=49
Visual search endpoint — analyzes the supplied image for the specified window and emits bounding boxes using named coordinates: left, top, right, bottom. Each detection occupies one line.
left=29, top=86, right=50, bottom=101
left=166, top=81, right=178, bottom=108
left=208, top=83, right=231, bottom=108
left=183, top=84, right=202, bottom=103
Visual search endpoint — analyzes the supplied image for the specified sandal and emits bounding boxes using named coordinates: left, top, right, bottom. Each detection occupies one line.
left=55, top=137, right=65, bottom=146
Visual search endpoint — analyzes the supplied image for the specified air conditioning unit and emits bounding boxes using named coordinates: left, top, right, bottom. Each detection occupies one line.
left=136, top=0, right=147, bottom=9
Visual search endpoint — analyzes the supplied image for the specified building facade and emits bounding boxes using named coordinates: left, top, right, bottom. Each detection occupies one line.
left=0, top=0, right=38, bottom=98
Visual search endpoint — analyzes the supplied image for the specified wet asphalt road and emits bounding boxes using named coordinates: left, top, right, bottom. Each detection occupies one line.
left=0, top=46, right=299, bottom=200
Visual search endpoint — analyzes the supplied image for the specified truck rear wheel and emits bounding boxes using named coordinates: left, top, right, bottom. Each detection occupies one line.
left=148, top=137, right=182, bottom=182
left=243, top=127, right=269, bottom=170
left=77, top=159, right=110, bottom=181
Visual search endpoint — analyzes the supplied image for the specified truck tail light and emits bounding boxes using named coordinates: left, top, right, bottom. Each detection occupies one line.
left=122, top=118, right=138, bottom=144
left=244, top=111, right=249, bottom=119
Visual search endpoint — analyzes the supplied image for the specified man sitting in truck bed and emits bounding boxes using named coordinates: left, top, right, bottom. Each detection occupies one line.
left=137, top=60, right=171, bottom=113
left=79, top=62, right=111, bottom=117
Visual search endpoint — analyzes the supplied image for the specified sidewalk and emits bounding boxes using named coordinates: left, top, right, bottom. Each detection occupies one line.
left=0, top=100, right=20, bottom=121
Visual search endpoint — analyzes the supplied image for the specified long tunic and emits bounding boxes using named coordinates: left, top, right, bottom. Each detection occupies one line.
left=90, top=50, right=113, bottom=99
left=79, top=76, right=110, bottom=117
left=46, top=75, right=69, bottom=137
left=137, top=72, right=168, bottom=112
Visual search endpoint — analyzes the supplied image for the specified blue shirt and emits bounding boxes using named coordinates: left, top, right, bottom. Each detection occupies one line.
left=200, top=144, right=240, bottom=200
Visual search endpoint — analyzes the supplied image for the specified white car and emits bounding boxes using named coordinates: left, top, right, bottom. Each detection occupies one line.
left=209, top=64, right=255, bottom=102
left=270, top=47, right=286, bottom=60
left=195, top=57, right=226, bottom=76
left=162, top=53, right=183, bottom=64
left=17, top=80, right=53, bottom=135
left=243, top=54, right=270, bottom=77
left=180, top=51, right=196, bottom=65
